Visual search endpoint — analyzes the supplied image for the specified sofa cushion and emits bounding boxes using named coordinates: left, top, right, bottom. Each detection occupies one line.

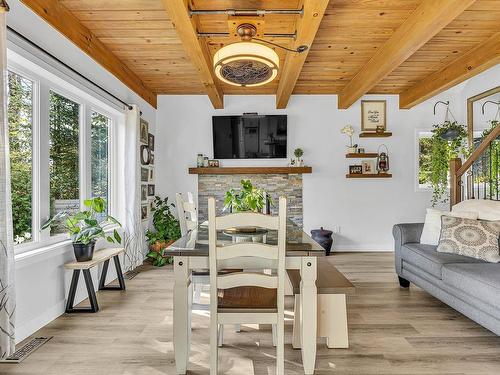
left=437, top=216, right=500, bottom=263
left=420, top=208, right=478, bottom=246
left=442, top=263, right=500, bottom=308
left=452, top=199, right=500, bottom=221
left=401, top=243, right=485, bottom=279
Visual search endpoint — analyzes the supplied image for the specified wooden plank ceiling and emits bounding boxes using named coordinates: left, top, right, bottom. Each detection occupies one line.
left=26, top=0, right=500, bottom=108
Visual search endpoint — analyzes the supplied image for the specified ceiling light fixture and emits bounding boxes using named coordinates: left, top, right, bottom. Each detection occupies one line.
left=213, top=24, right=308, bottom=87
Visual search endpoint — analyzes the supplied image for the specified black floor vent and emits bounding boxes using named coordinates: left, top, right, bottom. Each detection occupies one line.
left=1, top=336, right=53, bottom=363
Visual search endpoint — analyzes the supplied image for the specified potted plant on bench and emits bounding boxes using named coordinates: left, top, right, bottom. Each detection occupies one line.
left=41, top=197, right=122, bottom=262
left=146, top=196, right=181, bottom=267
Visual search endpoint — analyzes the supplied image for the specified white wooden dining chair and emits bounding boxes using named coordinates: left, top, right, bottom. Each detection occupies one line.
left=208, top=196, right=287, bottom=375
left=176, top=192, right=206, bottom=303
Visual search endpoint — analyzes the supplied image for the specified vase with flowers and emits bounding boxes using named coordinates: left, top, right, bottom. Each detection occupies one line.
left=341, top=125, right=357, bottom=153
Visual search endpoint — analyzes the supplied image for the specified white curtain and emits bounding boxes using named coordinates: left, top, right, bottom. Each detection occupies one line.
left=122, top=105, right=145, bottom=271
left=0, top=3, right=16, bottom=359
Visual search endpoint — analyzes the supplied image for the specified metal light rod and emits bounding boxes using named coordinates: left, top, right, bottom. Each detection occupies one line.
left=189, top=8, right=304, bottom=16
left=198, top=32, right=296, bottom=39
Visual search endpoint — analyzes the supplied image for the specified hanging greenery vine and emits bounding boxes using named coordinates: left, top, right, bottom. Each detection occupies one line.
left=428, top=121, right=468, bottom=206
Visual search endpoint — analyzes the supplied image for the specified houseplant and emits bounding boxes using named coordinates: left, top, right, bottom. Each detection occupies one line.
left=294, top=148, right=304, bottom=166
left=145, top=196, right=181, bottom=267
left=427, top=121, right=468, bottom=205
left=224, top=179, right=272, bottom=213
left=41, top=197, right=122, bottom=262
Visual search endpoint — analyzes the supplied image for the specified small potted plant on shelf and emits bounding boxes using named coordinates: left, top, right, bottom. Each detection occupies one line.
left=41, top=197, right=122, bottom=262
left=145, top=196, right=181, bottom=267
left=294, top=148, right=304, bottom=166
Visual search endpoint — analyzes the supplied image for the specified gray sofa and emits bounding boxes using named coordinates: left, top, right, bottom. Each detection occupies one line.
left=393, top=223, right=500, bottom=335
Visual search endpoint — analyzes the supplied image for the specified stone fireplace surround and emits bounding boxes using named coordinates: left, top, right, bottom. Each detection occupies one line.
left=189, top=167, right=312, bottom=226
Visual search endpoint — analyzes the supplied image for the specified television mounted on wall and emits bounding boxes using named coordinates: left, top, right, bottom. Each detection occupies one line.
left=212, top=114, right=287, bottom=159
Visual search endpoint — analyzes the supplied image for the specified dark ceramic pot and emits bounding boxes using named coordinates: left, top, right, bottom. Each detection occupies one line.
left=311, top=227, right=333, bottom=255
left=73, top=241, right=96, bottom=262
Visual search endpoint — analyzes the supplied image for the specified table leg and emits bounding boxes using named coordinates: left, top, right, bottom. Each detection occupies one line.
left=173, top=256, right=192, bottom=375
left=292, top=294, right=301, bottom=349
left=300, top=257, right=317, bottom=375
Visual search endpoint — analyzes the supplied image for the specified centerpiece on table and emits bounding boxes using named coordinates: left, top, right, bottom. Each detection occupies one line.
left=146, top=196, right=181, bottom=267
left=41, top=197, right=122, bottom=262
left=223, top=179, right=273, bottom=234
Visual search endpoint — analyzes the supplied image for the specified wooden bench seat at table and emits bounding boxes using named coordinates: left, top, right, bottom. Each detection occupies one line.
left=287, top=257, right=355, bottom=349
left=64, top=247, right=126, bottom=313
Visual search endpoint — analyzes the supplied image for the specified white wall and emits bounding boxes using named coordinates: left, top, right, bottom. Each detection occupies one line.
left=156, top=65, right=500, bottom=252
left=7, top=0, right=157, bottom=342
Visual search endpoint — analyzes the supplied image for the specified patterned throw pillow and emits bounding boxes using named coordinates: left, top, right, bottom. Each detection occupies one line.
left=437, top=216, right=500, bottom=263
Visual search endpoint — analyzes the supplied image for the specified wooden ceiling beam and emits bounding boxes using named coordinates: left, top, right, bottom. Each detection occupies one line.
left=162, top=0, right=223, bottom=109
left=399, top=31, right=500, bottom=109
left=20, top=0, right=157, bottom=108
left=337, top=0, right=476, bottom=109
left=276, top=0, right=330, bottom=109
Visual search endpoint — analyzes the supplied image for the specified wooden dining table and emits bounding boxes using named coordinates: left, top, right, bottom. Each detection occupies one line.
left=165, top=221, right=324, bottom=375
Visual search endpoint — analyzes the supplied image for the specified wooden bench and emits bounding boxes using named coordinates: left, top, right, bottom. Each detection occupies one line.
left=287, top=258, right=355, bottom=349
left=64, top=247, right=126, bottom=313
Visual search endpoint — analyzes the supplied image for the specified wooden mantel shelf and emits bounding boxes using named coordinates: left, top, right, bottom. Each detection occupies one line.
left=188, top=167, right=312, bottom=175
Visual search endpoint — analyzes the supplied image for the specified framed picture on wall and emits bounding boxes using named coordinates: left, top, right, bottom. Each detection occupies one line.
left=148, top=133, right=155, bottom=151
left=362, top=160, right=375, bottom=174
left=141, top=205, right=148, bottom=221
left=141, top=167, right=149, bottom=182
left=361, top=100, right=386, bottom=131
left=149, top=167, right=154, bottom=182
left=141, top=185, right=148, bottom=201
left=148, top=184, right=155, bottom=196
left=140, top=119, right=149, bottom=144
left=140, top=145, right=150, bottom=165
left=149, top=199, right=155, bottom=212
left=149, top=151, right=155, bottom=165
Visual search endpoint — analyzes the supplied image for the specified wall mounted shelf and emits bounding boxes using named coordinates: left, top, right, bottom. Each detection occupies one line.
left=359, top=132, right=392, bottom=138
left=346, top=153, right=378, bottom=158
left=188, top=166, right=312, bottom=175
left=346, top=173, right=392, bottom=178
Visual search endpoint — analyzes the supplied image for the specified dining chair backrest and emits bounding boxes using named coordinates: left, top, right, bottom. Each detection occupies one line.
left=176, top=192, right=198, bottom=236
left=208, top=196, right=287, bottom=305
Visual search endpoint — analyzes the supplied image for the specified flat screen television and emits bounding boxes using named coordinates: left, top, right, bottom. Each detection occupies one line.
left=212, top=114, right=287, bottom=159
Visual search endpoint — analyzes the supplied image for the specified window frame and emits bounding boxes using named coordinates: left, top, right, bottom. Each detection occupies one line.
left=7, top=50, right=122, bottom=255
left=7, top=65, right=40, bottom=250
left=415, top=129, right=433, bottom=193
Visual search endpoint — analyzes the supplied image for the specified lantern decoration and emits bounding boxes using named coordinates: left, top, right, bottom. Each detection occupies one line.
left=376, top=144, right=390, bottom=174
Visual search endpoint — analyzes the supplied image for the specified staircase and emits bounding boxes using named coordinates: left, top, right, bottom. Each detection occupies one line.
left=449, top=123, right=500, bottom=208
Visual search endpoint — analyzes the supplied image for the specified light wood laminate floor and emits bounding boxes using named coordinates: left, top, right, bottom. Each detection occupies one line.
left=2, top=252, right=500, bottom=375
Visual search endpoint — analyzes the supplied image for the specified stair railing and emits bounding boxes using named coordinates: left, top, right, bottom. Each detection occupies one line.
left=449, top=124, right=500, bottom=208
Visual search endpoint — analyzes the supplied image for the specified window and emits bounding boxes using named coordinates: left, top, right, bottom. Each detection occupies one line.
left=416, top=131, right=433, bottom=190
left=7, top=71, right=33, bottom=244
left=7, top=49, right=122, bottom=253
left=49, top=91, right=80, bottom=235
left=91, top=111, right=110, bottom=216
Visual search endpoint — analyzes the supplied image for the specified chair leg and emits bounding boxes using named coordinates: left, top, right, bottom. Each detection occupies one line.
left=193, top=283, right=203, bottom=303
left=234, top=324, right=241, bottom=333
left=272, top=324, right=277, bottom=347
left=276, top=321, right=284, bottom=375
left=292, top=294, right=301, bottom=349
left=210, top=320, right=218, bottom=374
left=218, top=324, right=224, bottom=347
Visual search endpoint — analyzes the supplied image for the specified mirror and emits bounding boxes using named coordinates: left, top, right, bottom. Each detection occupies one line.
left=467, top=86, right=500, bottom=146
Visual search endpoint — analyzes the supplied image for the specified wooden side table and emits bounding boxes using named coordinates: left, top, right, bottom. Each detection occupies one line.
left=64, top=247, right=125, bottom=313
